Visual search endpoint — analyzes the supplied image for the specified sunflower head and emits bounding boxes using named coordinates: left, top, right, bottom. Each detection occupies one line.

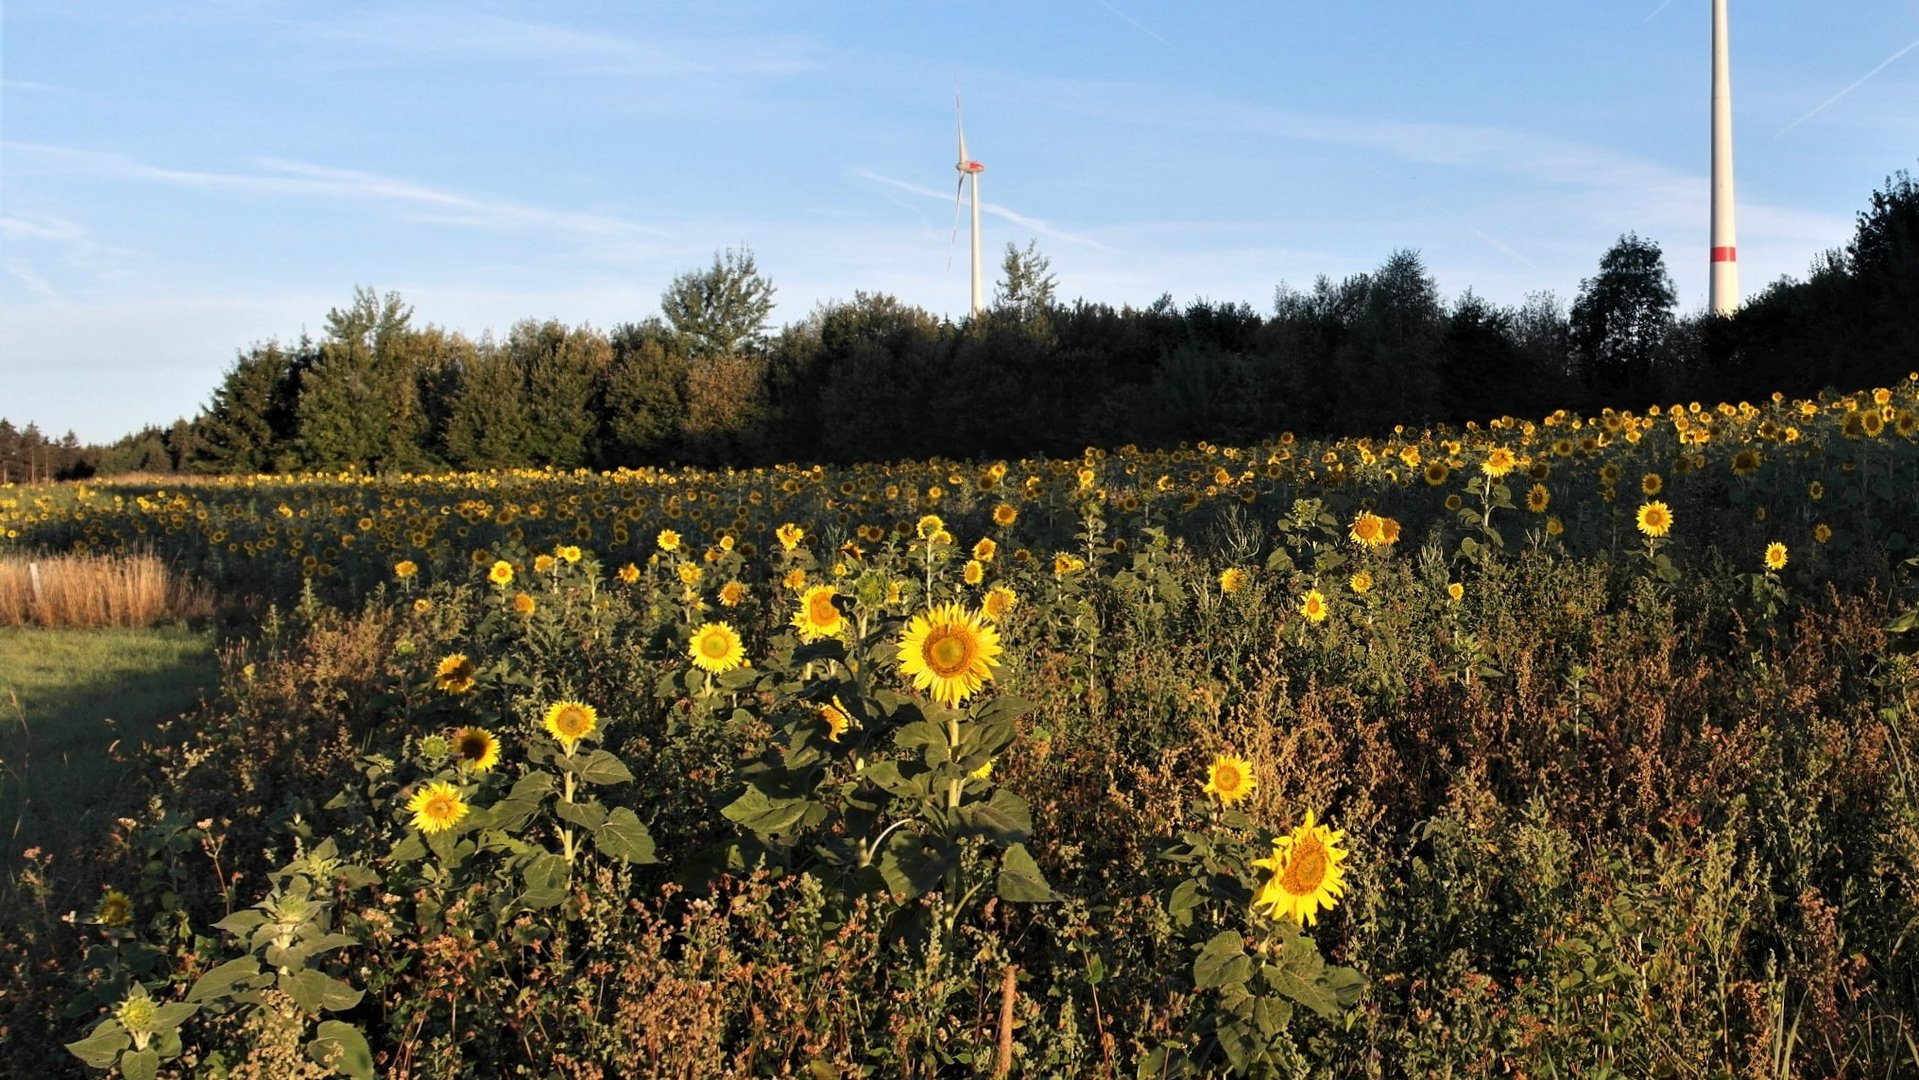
left=453, top=726, right=501, bottom=772
left=981, top=585, right=1018, bottom=623
left=95, top=889, right=133, bottom=927
left=543, top=701, right=599, bottom=753
left=1299, top=589, right=1329, bottom=623
left=689, top=622, right=747, bottom=673
left=1349, top=570, right=1373, bottom=594
left=406, top=780, right=470, bottom=834
left=775, top=522, right=805, bottom=551
left=488, top=560, right=514, bottom=587
left=1764, top=541, right=1788, bottom=572
left=1219, top=567, right=1248, bottom=595
left=434, top=653, right=476, bottom=694
left=791, top=586, right=844, bottom=643
left=1203, top=754, right=1258, bottom=805
left=512, top=591, right=536, bottom=615
left=1250, top=809, right=1349, bottom=927
left=897, top=603, right=1003, bottom=708
left=1636, top=500, right=1673, bottom=538
left=1526, top=483, right=1550, bottom=513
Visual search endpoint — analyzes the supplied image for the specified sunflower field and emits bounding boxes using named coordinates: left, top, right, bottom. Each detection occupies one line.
left=4, top=379, right=1919, bottom=1077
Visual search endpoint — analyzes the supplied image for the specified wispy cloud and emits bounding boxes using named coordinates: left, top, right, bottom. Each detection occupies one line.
left=1642, top=0, right=1677, bottom=25
left=1088, top=0, right=1170, bottom=46
left=291, top=11, right=820, bottom=79
left=5, top=143, right=670, bottom=251
left=1778, top=36, right=1919, bottom=137
left=851, top=168, right=1117, bottom=252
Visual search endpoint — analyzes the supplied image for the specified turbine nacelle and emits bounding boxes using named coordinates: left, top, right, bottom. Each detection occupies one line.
left=957, top=159, right=985, bottom=175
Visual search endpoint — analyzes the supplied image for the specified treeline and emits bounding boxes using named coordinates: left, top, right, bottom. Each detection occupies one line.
left=18, top=166, right=1917, bottom=480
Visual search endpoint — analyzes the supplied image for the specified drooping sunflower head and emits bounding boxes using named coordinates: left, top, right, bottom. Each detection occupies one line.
left=1251, top=809, right=1349, bottom=927
left=689, top=622, right=747, bottom=673
left=818, top=699, right=852, bottom=742
left=791, top=586, right=844, bottom=643
left=434, top=653, right=476, bottom=694
left=897, top=603, right=1003, bottom=708
left=406, top=781, right=469, bottom=834
left=1203, top=753, right=1258, bottom=805
left=1636, top=500, right=1673, bottom=538
left=1764, top=541, right=1788, bottom=572
left=542, top=700, right=599, bottom=753
left=453, top=726, right=501, bottom=772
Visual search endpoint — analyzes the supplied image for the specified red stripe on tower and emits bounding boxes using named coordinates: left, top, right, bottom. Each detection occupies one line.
left=1710, top=246, right=1737, bottom=263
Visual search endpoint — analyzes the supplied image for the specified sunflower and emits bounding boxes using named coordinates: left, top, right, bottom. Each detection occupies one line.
left=1219, top=567, right=1248, bottom=595
left=617, top=563, right=640, bottom=584
left=981, top=585, right=1018, bottom=622
left=543, top=700, right=599, bottom=753
left=488, top=560, right=514, bottom=586
left=1764, top=542, right=1788, bottom=572
left=1299, top=589, right=1329, bottom=623
left=434, top=653, right=476, bottom=694
left=1814, top=523, right=1832, bottom=544
left=453, top=726, right=501, bottom=772
left=1447, top=582, right=1465, bottom=602
left=818, top=699, right=852, bottom=742
left=689, top=622, right=747, bottom=673
left=897, top=603, right=1003, bottom=707
left=718, top=580, right=748, bottom=607
left=775, top=522, right=805, bottom=551
left=1251, top=809, right=1349, bottom=927
left=1526, top=484, right=1550, bottom=513
left=559, top=545, right=582, bottom=564
left=1545, top=516, right=1565, bottom=537
left=1423, top=461, right=1450, bottom=486
left=677, top=562, right=704, bottom=586
left=1730, top=449, right=1763, bottom=477
left=1203, top=754, right=1258, bottom=805
left=394, top=560, right=419, bottom=579
left=1636, top=500, right=1673, bottom=538
left=1480, top=447, right=1516, bottom=478
left=1053, top=553, right=1086, bottom=576
left=963, top=559, right=986, bottom=586
left=511, top=591, right=536, bottom=615
left=1809, top=480, right=1824, bottom=501
left=1641, top=473, right=1663, bottom=496
left=1348, top=512, right=1384, bottom=547
left=972, top=537, right=998, bottom=562
left=406, top=781, right=469, bottom=834
left=657, top=529, right=681, bottom=552
left=1348, top=569, right=1373, bottom=594
left=534, top=554, right=557, bottom=574
left=791, top=586, right=844, bottom=643
left=916, top=514, right=947, bottom=541
left=993, top=503, right=1019, bottom=527
left=96, top=889, right=133, bottom=927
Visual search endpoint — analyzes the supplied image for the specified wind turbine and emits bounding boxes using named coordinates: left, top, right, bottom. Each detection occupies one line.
left=952, top=98, right=987, bottom=317
left=1709, top=0, right=1739, bottom=316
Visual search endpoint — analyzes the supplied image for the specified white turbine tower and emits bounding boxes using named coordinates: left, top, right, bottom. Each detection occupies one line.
left=1709, top=0, right=1740, bottom=316
left=953, top=100, right=987, bottom=317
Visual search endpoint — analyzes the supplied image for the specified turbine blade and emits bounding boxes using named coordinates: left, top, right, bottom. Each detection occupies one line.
left=947, top=175, right=964, bottom=271
left=956, top=93, right=968, bottom=163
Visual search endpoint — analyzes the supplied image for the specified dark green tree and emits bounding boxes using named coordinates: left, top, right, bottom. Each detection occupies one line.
left=603, top=320, right=689, bottom=465
left=444, top=339, right=534, bottom=470
left=502, top=320, right=609, bottom=469
left=191, top=340, right=304, bottom=474
left=660, top=247, right=777, bottom=358
left=994, top=239, right=1058, bottom=317
left=295, top=288, right=429, bottom=471
left=1570, top=234, right=1677, bottom=400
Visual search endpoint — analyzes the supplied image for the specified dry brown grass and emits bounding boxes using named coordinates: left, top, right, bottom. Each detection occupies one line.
left=0, top=553, right=212, bottom=628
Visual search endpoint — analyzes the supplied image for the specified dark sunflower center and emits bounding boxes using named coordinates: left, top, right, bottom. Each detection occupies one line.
left=925, top=628, right=974, bottom=676
left=1280, top=836, right=1329, bottom=896
left=809, top=594, right=838, bottom=625
left=458, top=733, right=489, bottom=758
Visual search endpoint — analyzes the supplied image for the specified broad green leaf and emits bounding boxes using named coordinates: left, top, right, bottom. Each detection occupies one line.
left=552, top=798, right=607, bottom=831
left=721, top=783, right=812, bottom=836
left=64, top=1027, right=128, bottom=1069
left=309, top=1020, right=376, bottom=1080
left=875, top=830, right=950, bottom=899
left=594, top=808, right=658, bottom=864
left=188, top=956, right=264, bottom=1002
left=957, top=788, right=1032, bottom=845
left=995, top=842, right=1055, bottom=903
left=573, top=750, right=635, bottom=786
left=120, top=1048, right=159, bottom=1080
left=1193, top=930, right=1251, bottom=990
left=515, top=853, right=569, bottom=910
left=150, top=1001, right=199, bottom=1029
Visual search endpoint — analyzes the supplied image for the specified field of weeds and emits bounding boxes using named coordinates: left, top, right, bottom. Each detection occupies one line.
left=2, top=383, right=1917, bottom=1077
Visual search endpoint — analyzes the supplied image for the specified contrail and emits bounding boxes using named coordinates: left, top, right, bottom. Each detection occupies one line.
left=1642, top=0, right=1676, bottom=24
left=1779, top=35, right=1919, bottom=136
left=1090, top=0, right=1169, bottom=45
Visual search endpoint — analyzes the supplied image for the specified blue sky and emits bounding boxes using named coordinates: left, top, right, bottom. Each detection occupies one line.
left=4, top=1, right=1916, bottom=443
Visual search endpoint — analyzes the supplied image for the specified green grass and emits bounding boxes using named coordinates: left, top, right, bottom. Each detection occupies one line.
left=0, top=626, right=218, bottom=874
